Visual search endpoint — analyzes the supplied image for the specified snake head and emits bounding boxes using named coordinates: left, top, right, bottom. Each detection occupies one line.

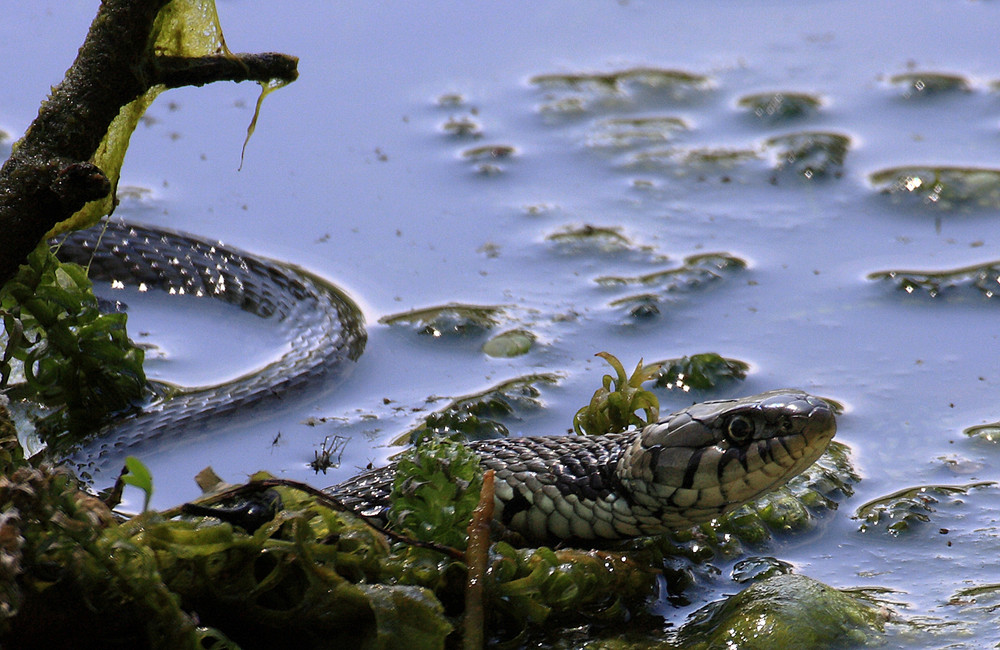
left=617, top=390, right=836, bottom=530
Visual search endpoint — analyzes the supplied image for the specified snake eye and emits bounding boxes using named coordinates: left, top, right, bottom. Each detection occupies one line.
left=726, top=414, right=754, bottom=443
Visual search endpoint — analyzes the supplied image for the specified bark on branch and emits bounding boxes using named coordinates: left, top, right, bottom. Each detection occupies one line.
left=0, top=0, right=298, bottom=284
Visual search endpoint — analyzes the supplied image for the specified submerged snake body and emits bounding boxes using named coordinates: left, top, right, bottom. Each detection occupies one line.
left=328, top=390, right=836, bottom=543
left=55, top=219, right=367, bottom=475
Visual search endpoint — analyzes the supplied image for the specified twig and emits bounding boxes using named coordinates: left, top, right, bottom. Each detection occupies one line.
left=464, top=469, right=495, bottom=650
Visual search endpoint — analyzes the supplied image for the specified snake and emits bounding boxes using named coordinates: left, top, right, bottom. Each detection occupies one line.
left=52, top=218, right=367, bottom=478
left=327, top=389, right=836, bottom=544
left=52, top=221, right=835, bottom=544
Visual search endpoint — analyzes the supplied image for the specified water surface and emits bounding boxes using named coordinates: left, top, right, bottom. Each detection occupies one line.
left=3, top=2, right=1000, bottom=645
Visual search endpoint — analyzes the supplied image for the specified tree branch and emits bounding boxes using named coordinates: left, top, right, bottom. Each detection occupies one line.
left=0, top=0, right=298, bottom=284
left=155, top=53, right=299, bottom=89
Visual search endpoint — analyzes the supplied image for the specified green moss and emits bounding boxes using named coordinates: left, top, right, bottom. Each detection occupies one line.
left=678, top=574, right=886, bottom=649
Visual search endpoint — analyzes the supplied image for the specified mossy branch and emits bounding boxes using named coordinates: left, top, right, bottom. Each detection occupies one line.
left=0, top=0, right=298, bottom=283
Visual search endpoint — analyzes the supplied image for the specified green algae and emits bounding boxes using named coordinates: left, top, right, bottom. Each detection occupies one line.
left=678, top=573, right=886, bottom=649
left=531, top=68, right=710, bottom=94
left=765, top=131, right=850, bottom=179
left=870, top=166, right=1000, bottom=210
left=888, top=72, right=972, bottom=98
left=396, top=374, right=560, bottom=445
left=596, top=253, right=747, bottom=290
left=482, top=329, right=536, bottom=358
left=649, top=353, right=749, bottom=392
left=737, top=91, right=822, bottom=123
left=855, top=482, right=996, bottom=536
left=380, top=303, right=505, bottom=338
left=587, top=116, right=689, bottom=149
left=573, top=353, right=659, bottom=436
left=964, top=422, right=1000, bottom=443
left=868, top=259, right=1000, bottom=298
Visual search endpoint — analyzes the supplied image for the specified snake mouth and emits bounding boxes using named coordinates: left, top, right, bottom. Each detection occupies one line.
left=626, top=389, right=839, bottom=528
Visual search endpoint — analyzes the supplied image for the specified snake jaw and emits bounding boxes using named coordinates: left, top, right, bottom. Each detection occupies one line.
left=617, top=390, right=837, bottom=532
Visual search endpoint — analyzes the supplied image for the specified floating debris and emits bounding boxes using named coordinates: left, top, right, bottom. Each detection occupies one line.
left=855, top=482, right=995, bottom=536
left=440, top=115, right=482, bottom=137
left=608, top=293, right=661, bottom=320
left=868, top=260, right=1000, bottom=298
left=531, top=67, right=710, bottom=93
left=650, top=352, right=750, bottom=391
left=435, top=92, right=466, bottom=107
left=596, top=253, right=747, bottom=290
left=481, top=329, right=536, bottom=358
left=765, top=131, right=850, bottom=179
left=870, top=166, right=1000, bottom=209
left=586, top=115, right=688, bottom=149
left=964, top=422, right=1000, bottom=444
left=737, top=91, right=822, bottom=123
left=546, top=224, right=643, bottom=256
left=379, top=303, right=504, bottom=338
left=397, top=374, right=559, bottom=445
left=888, top=72, right=972, bottom=98
left=461, top=144, right=517, bottom=160
left=532, top=67, right=711, bottom=116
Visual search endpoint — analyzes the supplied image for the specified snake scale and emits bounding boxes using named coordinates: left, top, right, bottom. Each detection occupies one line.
left=55, top=220, right=836, bottom=543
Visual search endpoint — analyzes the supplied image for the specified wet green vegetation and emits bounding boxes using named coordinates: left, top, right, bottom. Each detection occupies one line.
left=869, top=166, right=1000, bottom=210
left=887, top=72, right=972, bottom=98
left=868, top=259, right=1000, bottom=298
left=380, top=303, right=505, bottom=338
left=396, top=374, right=559, bottom=445
left=586, top=116, right=689, bottom=149
left=649, top=353, right=750, bottom=391
left=481, top=329, right=536, bottom=358
left=764, top=131, right=850, bottom=179
left=737, top=91, right=823, bottom=123
left=530, top=67, right=711, bottom=95
left=0, top=245, right=146, bottom=440
left=854, top=482, right=995, bottom=537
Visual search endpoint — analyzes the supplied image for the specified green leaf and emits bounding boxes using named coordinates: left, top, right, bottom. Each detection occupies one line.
left=122, top=456, right=154, bottom=512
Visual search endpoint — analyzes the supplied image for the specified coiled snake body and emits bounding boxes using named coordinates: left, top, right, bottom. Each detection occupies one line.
left=57, top=221, right=835, bottom=542
left=55, top=219, right=367, bottom=476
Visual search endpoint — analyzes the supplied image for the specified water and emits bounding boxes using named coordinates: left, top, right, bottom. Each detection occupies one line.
left=3, top=1, right=1000, bottom=646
